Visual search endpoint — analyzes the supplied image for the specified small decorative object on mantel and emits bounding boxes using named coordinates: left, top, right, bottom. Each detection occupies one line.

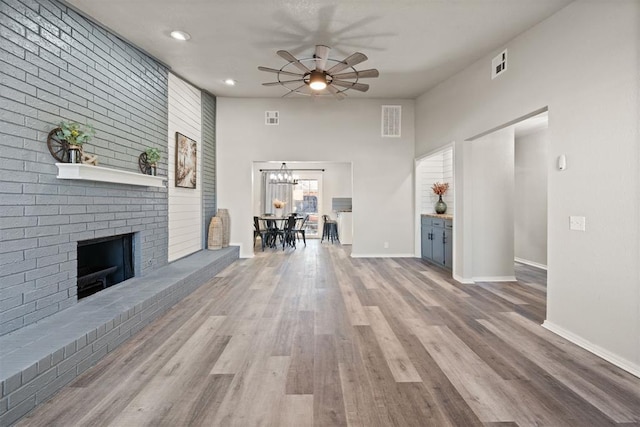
left=217, top=209, right=230, bottom=248
left=47, top=121, right=97, bottom=164
left=139, top=147, right=161, bottom=176
left=431, top=181, right=449, bottom=214
left=273, top=199, right=286, bottom=217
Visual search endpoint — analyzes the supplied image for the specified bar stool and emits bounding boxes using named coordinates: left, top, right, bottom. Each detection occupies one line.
left=321, top=215, right=339, bottom=243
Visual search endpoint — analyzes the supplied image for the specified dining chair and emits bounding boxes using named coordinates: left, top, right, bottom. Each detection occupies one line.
left=275, top=215, right=298, bottom=250
left=253, top=216, right=271, bottom=251
left=292, top=214, right=308, bottom=246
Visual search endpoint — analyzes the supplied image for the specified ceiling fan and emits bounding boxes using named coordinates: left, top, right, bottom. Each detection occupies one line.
left=258, top=45, right=379, bottom=100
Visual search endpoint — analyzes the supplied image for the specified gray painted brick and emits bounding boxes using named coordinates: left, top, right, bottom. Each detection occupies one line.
left=7, top=367, right=56, bottom=408
left=21, top=363, right=38, bottom=384
left=37, top=355, right=51, bottom=374
left=0, top=394, right=35, bottom=426
left=51, top=348, right=64, bottom=366
left=3, top=372, right=21, bottom=396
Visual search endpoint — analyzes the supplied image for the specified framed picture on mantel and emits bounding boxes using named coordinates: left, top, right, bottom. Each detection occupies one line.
left=175, top=132, right=197, bottom=189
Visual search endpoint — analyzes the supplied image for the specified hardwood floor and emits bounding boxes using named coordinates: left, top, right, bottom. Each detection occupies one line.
left=17, top=242, right=640, bottom=426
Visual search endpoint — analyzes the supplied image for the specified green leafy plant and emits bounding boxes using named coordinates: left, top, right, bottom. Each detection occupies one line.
left=56, top=121, right=95, bottom=146
left=145, top=147, right=161, bottom=164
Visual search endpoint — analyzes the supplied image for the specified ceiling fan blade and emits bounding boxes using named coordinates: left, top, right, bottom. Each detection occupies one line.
left=332, top=69, right=379, bottom=80
left=326, top=84, right=347, bottom=100
left=282, top=84, right=307, bottom=97
left=262, top=79, right=304, bottom=86
left=327, top=52, right=368, bottom=74
left=277, top=50, right=311, bottom=73
left=258, top=66, right=304, bottom=78
left=314, top=45, right=330, bottom=72
left=331, top=79, right=369, bottom=92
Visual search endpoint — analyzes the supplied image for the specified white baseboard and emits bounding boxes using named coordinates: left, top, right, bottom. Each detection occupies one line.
left=542, top=321, right=640, bottom=379
left=472, top=275, right=517, bottom=282
left=514, top=257, right=547, bottom=270
left=453, top=273, right=475, bottom=284
left=351, top=253, right=415, bottom=258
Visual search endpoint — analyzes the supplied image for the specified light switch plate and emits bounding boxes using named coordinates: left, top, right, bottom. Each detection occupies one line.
left=569, top=216, right=586, bottom=231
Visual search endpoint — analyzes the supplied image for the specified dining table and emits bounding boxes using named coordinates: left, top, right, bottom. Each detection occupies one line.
left=258, top=215, right=303, bottom=249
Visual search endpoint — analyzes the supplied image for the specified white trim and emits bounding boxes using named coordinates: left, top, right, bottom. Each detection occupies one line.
left=514, top=257, right=547, bottom=270
left=56, top=163, right=165, bottom=187
left=542, top=321, right=640, bottom=379
left=351, top=253, right=415, bottom=258
left=472, top=275, right=517, bottom=282
left=453, top=273, right=475, bottom=284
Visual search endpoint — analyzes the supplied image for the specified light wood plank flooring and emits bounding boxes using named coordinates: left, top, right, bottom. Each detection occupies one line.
left=17, top=242, right=640, bottom=426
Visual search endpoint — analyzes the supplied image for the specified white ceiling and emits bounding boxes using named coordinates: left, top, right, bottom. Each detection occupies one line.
left=67, top=0, right=572, bottom=99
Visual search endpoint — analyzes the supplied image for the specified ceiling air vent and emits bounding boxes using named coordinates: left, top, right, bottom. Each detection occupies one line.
left=265, top=111, right=279, bottom=125
left=381, top=105, right=401, bottom=137
left=491, top=49, right=507, bottom=79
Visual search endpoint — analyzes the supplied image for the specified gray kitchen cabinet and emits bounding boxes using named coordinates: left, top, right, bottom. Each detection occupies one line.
left=421, top=216, right=452, bottom=270
left=421, top=217, right=433, bottom=259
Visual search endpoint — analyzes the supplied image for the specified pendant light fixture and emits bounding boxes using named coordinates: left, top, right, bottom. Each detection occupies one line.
left=269, top=162, right=298, bottom=185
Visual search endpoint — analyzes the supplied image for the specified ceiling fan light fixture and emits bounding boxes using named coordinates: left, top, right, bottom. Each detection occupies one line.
left=308, top=71, right=327, bottom=91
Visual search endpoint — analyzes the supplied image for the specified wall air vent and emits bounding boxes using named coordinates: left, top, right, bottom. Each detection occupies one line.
left=265, top=111, right=279, bottom=125
left=491, top=49, right=508, bottom=79
left=381, top=105, right=401, bottom=137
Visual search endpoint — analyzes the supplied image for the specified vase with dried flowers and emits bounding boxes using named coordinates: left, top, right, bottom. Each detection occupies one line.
left=273, top=199, right=286, bottom=217
left=431, top=182, right=449, bottom=214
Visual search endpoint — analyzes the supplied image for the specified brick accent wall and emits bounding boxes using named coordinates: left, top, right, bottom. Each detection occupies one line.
left=0, top=0, right=169, bottom=336
left=201, top=91, right=216, bottom=246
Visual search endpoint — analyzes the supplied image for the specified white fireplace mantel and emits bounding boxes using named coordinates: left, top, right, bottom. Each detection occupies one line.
left=56, top=163, right=166, bottom=188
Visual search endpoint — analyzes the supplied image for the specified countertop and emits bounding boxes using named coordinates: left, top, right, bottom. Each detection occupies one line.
left=421, top=213, right=453, bottom=221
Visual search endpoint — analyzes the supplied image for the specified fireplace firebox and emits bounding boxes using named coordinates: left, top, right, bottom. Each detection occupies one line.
left=77, top=234, right=134, bottom=299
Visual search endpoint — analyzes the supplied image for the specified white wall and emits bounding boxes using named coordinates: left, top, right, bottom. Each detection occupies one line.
left=515, top=128, right=548, bottom=267
left=415, top=1, right=639, bottom=374
left=217, top=98, right=415, bottom=258
left=471, top=127, right=515, bottom=281
left=167, top=73, right=203, bottom=262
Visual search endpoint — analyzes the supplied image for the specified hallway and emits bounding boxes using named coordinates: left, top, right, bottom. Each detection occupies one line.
left=17, top=242, right=640, bottom=426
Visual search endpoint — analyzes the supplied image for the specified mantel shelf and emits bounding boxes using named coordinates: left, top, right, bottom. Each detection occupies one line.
left=55, top=163, right=166, bottom=188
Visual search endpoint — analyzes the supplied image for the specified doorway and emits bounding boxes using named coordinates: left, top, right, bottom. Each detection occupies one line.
left=414, top=145, right=455, bottom=258
left=465, top=109, right=548, bottom=281
left=293, top=175, right=321, bottom=237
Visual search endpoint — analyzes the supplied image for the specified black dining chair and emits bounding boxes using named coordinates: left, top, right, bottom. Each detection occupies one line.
left=253, top=216, right=271, bottom=251
left=276, top=215, right=298, bottom=250
left=292, top=214, right=308, bottom=246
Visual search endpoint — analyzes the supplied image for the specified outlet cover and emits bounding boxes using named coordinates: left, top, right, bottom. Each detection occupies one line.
left=569, top=216, right=586, bottom=231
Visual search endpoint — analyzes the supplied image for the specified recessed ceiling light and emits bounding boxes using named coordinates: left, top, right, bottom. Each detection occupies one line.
left=170, top=30, right=191, bottom=41
left=224, top=79, right=236, bottom=86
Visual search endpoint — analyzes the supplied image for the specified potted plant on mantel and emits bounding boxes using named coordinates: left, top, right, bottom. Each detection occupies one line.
left=144, top=147, right=161, bottom=176
left=56, top=121, right=95, bottom=164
